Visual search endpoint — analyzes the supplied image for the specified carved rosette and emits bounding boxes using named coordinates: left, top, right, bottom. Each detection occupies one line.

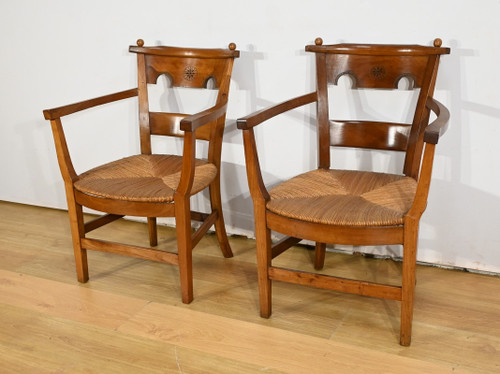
left=184, top=66, right=197, bottom=81
left=371, top=66, right=386, bottom=79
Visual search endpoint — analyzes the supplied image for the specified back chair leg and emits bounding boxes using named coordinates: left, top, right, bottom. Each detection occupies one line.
left=66, top=191, right=89, bottom=283
left=147, top=217, right=158, bottom=246
left=314, top=242, right=326, bottom=270
left=210, top=182, right=233, bottom=258
left=400, top=220, right=419, bottom=346
left=175, top=197, right=194, bottom=304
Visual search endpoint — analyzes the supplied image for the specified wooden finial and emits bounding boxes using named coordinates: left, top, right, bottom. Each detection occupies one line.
left=315, top=37, right=323, bottom=46
left=228, top=42, right=236, bottom=51
left=433, top=38, right=442, bottom=47
left=137, top=39, right=144, bottom=47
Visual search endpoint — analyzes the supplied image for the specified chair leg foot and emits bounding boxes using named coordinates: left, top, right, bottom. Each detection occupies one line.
left=210, top=183, right=233, bottom=258
left=178, top=254, right=193, bottom=304
left=400, top=287, right=415, bottom=346
left=400, top=332, right=411, bottom=346
left=400, top=219, right=419, bottom=346
left=254, top=201, right=272, bottom=318
left=215, top=224, right=233, bottom=258
left=259, top=271, right=272, bottom=318
left=177, top=244, right=193, bottom=304
left=258, top=257, right=272, bottom=319
left=67, top=197, right=89, bottom=283
left=181, top=289, right=194, bottom=304
left=213, top=208, right=233, bottom=258
left=73, top=237, right=89, bottom=283
left=147, top=217, right=158, bottom=247
left=75, top=266, right=89, bottom=283
left=175, top=197, right=194, bottom=304
left=314, top=242, right=326, bottom=270
left=260, top=307, right=272, bottom=319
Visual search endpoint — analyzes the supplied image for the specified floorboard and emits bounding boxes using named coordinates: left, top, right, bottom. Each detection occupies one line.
left=0, top=201, right=498, bottom=373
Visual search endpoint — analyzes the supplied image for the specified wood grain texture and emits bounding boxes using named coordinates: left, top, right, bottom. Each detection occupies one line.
left=329, top=120, right=411, bottom=151
left=0, top=269, right=148, bottom=329
left=42, top=88, right=138, bottom=120
left=118, top=301, right=469, bottom=374
left=1, top=202, right=498, bottom=373
left=0, top=304, right=272, bottom=374
left=268, top=266, right=402, bottom=300
left=0, top=269, right=472, bottom=374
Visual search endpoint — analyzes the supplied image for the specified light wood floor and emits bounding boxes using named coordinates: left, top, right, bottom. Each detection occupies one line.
left=0, top=201, right=499, bottom=373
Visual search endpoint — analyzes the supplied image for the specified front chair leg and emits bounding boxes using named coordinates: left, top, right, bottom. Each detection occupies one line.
left=66, top=192, right=89, bottom=283
left=254, top=201, right=272, bottom=318
left=210, top=182, right=233, bottom=258
left=175, top=197, right=194, bottom=304
left=147, top=217, right=158, bottom=247
left=400, top=219, right=419, bottom=346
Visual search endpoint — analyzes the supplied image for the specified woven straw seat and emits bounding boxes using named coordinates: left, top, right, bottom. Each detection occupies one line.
left=74, top=154, right=217, bottom=202
left=267, top=169, right=417, bottom=226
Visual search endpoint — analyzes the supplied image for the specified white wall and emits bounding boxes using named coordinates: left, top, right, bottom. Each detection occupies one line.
left=1, top=0, right=499, bottom=273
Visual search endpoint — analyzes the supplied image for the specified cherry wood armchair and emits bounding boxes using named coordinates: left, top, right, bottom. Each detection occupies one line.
left=237, top=38, right=450, bottom=345
left=43, top=40, right=239, bottom=303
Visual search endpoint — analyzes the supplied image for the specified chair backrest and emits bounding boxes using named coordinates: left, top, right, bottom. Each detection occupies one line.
left=306, top=38, right=450, bottom=179
left=129, top=40, right=239, bottom=159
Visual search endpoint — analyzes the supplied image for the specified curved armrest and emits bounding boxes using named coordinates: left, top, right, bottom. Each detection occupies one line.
left=237, top=92, right=317, bottom=202
left=424, top=97, right=450, bottom=144
left=237, top=92, right=317, bottom=130
left=43, top=88, right=138, bottom=120
left=407, top=97, right=449, bottom=219
left=180, top=101, right=228, bottom=132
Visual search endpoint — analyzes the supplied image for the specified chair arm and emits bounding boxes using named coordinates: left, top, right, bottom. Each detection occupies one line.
left=180, top=101, right=228, bottom=132
left=237, top=92, right=317, bottom=202
left=43, top=88, right=138, bottom=120
left=237, top=92, right=317, bottom=130
left=407, top=98, right=448, bottom=219
left=424, top=97, right=450, bottom=144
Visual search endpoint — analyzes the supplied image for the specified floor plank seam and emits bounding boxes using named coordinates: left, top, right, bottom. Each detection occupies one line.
left=174, top=346, right=184, bottom=374
left=328, top=307, right=352, bottom=340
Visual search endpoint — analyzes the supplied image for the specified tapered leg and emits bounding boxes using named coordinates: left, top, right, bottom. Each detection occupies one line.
left=175, top=197, right=193, bottom=304
left=147, top=217, right=158, bottom=247
left=254, top=201, right=272, bottom=318
left=65, top=188, right=88, bottom=283
left=314, top=242, right=326, bottom=270
left=209, top=182, right=233, bottom=258
left=400, top=219, right=419, bottom=346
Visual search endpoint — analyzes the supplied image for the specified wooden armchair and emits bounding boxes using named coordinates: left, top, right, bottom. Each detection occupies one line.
left=237, top=38, right=450, bottom=345
left=43, top=39, right=239, bottom=303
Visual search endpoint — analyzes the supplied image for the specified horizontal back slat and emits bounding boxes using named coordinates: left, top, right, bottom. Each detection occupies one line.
left=330, top=120, right=410, bottom=151
left=149, top=112, right=211, bottom=141
left=145, top=55, right=229, bottom=88
left=326, top=54, right=429, bottom=89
